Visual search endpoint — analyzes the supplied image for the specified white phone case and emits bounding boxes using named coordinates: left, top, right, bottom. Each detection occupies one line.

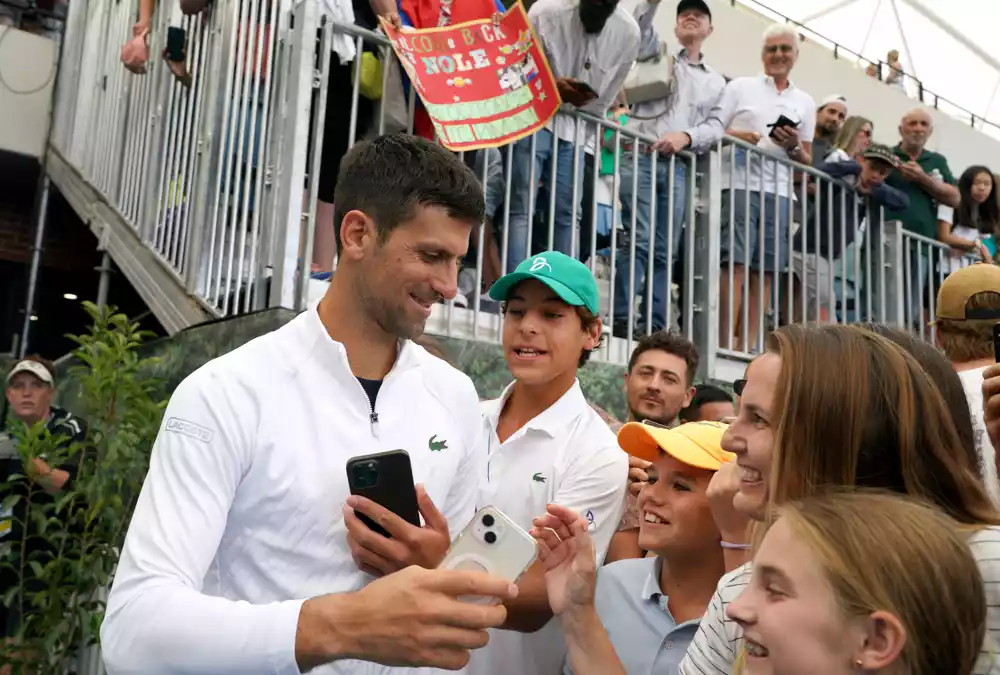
left=440, top=506, right=538, bottom=584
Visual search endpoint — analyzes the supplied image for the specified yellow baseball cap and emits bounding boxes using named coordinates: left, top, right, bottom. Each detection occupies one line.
left=617, top=420, right=735, bottom=470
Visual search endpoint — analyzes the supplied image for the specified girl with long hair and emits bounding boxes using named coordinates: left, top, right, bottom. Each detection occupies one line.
left=727, top=491, right=985, bottom=675
left=940, top=166, right=1000, bottom=267
left=528, top=323, right=1000, bottom=675
left=825, top=115, right=873, bottom=163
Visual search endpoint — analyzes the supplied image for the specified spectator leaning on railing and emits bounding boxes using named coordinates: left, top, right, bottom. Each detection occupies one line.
left=702, top=22, right=815, bottom=351
left=608, top=0, right=724, bottom=339
left=789, top=143, right=909, bottom=323
left=505, top=0, right=639, bottom=272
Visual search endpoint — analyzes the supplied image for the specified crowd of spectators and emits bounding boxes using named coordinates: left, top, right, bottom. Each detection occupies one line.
left=115, top=0, right=1000, bottom=353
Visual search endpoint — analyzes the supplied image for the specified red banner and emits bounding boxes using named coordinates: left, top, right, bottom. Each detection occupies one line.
left=382, top=4, right=561, bottom=151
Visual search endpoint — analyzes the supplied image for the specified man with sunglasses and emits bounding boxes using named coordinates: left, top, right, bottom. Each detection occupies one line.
left=701, top=23, right=816, bottom=351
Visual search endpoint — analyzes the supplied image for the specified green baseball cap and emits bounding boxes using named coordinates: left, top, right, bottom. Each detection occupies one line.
left=488, top=251, right=600, bottom=315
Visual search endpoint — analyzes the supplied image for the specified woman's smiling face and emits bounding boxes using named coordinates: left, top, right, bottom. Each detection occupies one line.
left=721, top=353, right=781, bottom=521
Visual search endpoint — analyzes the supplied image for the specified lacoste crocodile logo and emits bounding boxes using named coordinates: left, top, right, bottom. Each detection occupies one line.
left=429, top=435, right=448, bottom=452
left=532, top=472, right=546, bottom=483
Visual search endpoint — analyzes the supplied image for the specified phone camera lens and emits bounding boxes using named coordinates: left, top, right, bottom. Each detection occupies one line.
left=482, top=514, right=495, bottom=527
left=352, top=461, right=380, bottom=489
left=484, top=531, right=497, bottom=544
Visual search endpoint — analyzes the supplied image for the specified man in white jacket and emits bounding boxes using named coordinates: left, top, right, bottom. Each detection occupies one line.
left=101, top=134, right=517, bottom=675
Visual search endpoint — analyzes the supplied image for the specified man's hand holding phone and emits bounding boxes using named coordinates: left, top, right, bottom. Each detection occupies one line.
left=768, top=115, right=801, bottom=151
left=556, top=78, right=599, bottom=108
left=296, top=566, right=518, bottom=672
left=345, top=484, right=451, bottom=576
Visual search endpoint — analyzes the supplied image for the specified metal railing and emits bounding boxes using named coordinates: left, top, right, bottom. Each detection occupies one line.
left=734, top=0, right=1000, bottom=133
left=49, top=0, right=978, bottom=385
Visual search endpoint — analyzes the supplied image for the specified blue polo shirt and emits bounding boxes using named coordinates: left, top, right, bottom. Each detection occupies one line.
left=565, top=556, right=702, bottom=675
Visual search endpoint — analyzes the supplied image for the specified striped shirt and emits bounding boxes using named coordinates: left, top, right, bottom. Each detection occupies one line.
left=678, top=526, right=1000, bottom=675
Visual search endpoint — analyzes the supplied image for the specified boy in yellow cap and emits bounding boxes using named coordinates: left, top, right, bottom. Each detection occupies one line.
left=563, top=420, right=735, bottom=675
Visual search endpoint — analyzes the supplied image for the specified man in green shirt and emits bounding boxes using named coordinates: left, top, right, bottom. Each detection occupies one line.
left=885, top=108, right=960, bottom=238
left=875, top=108, right=961, bottom=324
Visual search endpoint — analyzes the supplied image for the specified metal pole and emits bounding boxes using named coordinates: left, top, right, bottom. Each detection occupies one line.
left=96, top=253, right=113, bottom=307
left=859, top=0, right=883, bottom=57
left=15, top=1, right=70, bottom=359
left=888, top=0, right=918, bottom=81
left=18, top=174, right=51, bottom=358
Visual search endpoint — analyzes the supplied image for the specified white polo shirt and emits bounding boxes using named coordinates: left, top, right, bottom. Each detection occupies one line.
left=708, top=75, right=816, bottom=197
left=101, top=302, right=484, bottom=675
left=466, top=380, right=628, bottom=675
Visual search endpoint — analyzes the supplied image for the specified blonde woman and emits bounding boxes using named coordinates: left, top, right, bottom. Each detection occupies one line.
left=824, top=115, right=873, bottom=164
left=727, top=491, right=985, bottom=675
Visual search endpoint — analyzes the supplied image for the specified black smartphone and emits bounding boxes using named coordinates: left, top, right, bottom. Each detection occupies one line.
left=572, top=80, right=599, bottom=98
left=993, top=323, right=1000, bottom=362
left=165, top=26, right=186, bottom=63
left=346, top=449, right=420, bottom=538
left=768, top=114, right=800, bottom=139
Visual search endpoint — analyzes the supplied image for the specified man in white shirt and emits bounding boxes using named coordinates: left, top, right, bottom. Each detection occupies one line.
left=504, top=0, right=640, bottom=271
left=468, top=250, right=628, bottom=675
left=704, top=23, right=816, bottom=352
left=100, top=134, right=518, bottom=675
left=934, top=264, right=1000, bottom=506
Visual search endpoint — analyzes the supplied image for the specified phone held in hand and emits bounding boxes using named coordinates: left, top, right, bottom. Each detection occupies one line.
left=993, top=323, right=1000, bottom=363
left=572, top=80, right=599, bottom=98
left=165, top=26, right=186, bottom=62
left=440, top=506, right=537, bottom=600
left=767, top=114, right=799, bottom=139
left=346, top=449, right=420, bottom=538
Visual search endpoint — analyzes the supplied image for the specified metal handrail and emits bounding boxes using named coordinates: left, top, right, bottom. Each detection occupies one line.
left=733, top=0, right=1000, bottom=132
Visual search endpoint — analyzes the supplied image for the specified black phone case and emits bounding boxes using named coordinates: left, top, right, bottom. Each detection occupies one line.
left=346, top=449, right=420, bottom=538
left=993, top=323, right=1000, bottom=363
left=166, top=26, right=186, bottom=62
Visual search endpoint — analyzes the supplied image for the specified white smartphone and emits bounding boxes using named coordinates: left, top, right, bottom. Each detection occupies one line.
left=440, top=506, right=538, bottom=586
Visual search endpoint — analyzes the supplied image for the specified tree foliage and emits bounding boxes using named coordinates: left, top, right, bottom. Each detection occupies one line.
left=0, top=303, right=166, bottom=674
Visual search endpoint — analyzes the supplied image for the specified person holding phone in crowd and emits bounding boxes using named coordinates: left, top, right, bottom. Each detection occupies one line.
left=100, top=135, right=518, bottom=675
left=702, top=23, right=816, bottom=352
left=468, top=250, right=627, bottom=675
left=505, top=0, right=640, bottom=271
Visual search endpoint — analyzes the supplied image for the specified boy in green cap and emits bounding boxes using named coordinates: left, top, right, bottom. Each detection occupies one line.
left=467, top=251, right=628, bottom=675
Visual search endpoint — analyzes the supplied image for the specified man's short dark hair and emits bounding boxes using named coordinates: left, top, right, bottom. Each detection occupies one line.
left=679, top=384, right=733, bottom=423
left=332, top=134, right=485, bottom=253
left=627, top=331, right=699, bottom=384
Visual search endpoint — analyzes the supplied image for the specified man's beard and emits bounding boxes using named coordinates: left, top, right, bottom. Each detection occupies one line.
left=354, top=269, right=429, bottom=340
left=579, top=1, right=615, bottom=34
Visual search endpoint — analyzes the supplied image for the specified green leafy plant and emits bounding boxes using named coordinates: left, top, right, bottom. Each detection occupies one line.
left=0, top=303, right=166, bottom=674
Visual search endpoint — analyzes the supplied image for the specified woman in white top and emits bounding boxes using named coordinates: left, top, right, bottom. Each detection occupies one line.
left=729, top=491, right=985, bottom=675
